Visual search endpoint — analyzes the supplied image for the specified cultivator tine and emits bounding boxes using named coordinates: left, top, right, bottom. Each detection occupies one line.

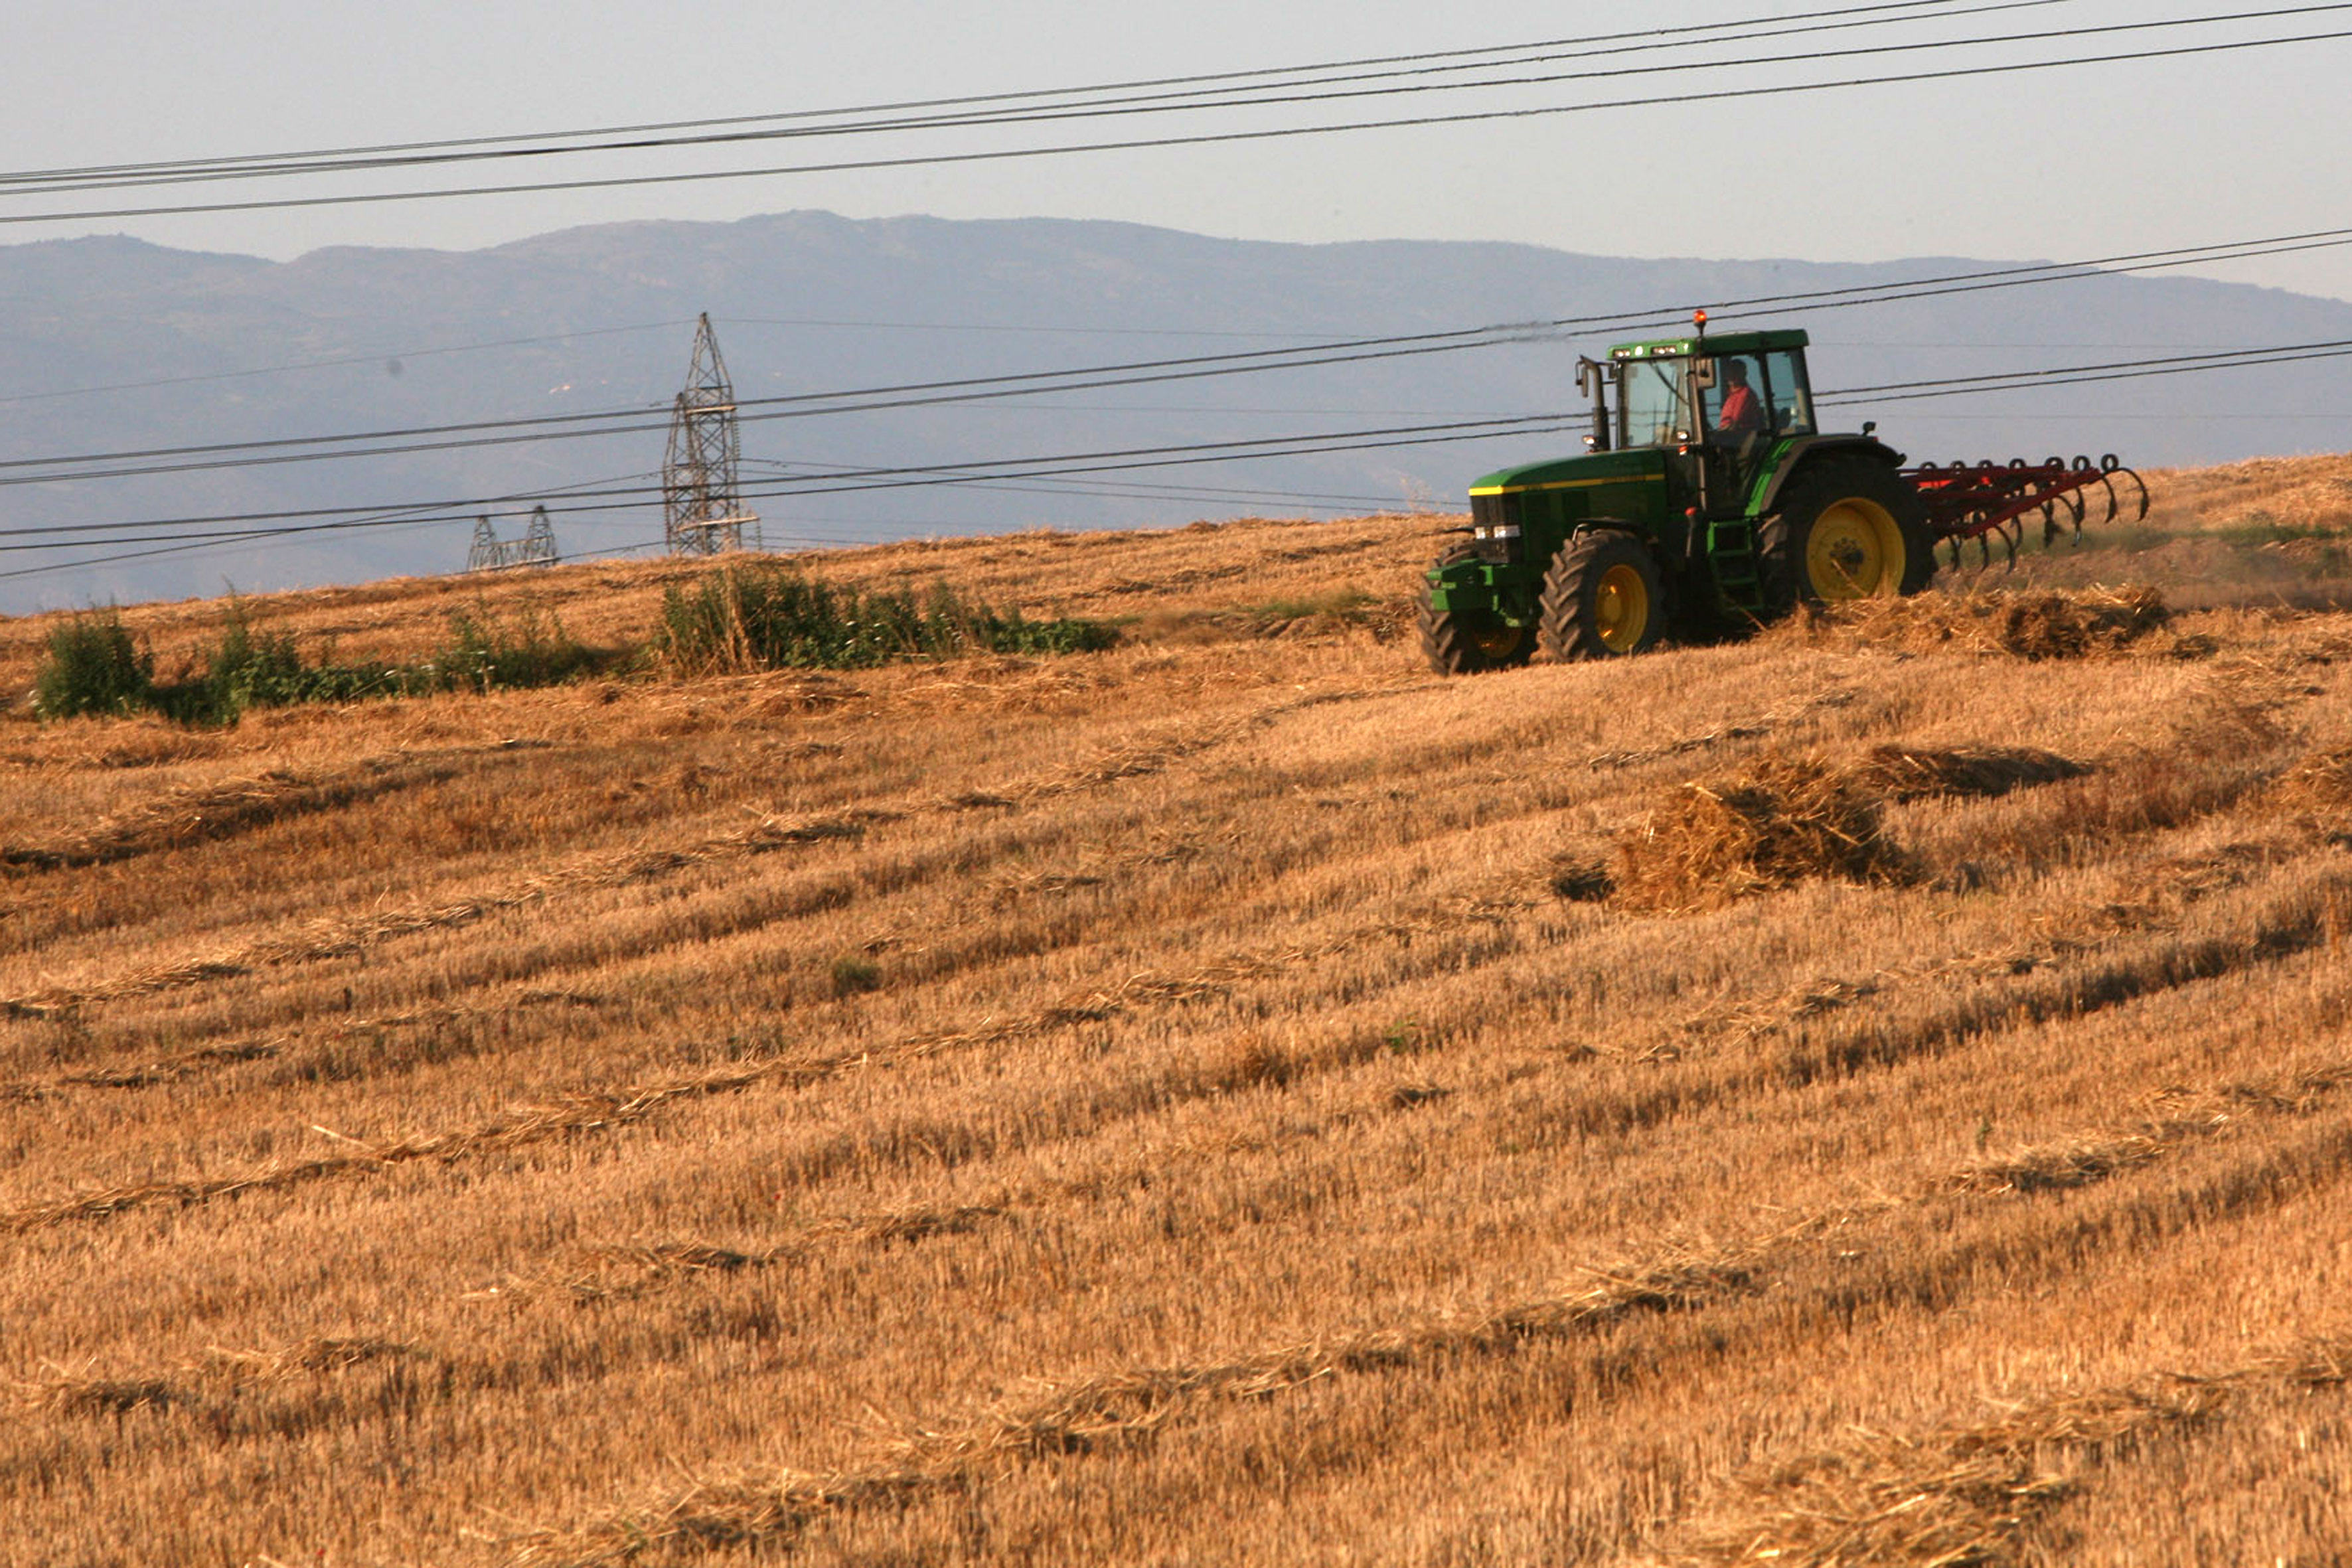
left=2105, top=457, right=2152, bottom=522
left=2094, top=471, right=2122, bottom=532
left=1905, top=447, right=2147, bottom=574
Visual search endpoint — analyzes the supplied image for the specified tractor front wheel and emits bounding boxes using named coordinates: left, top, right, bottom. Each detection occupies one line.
left=1539, top=529, right=1666, bottom=661
left=1418, top=542, right=1534, bottom=674
left=1761, top=458, right=1935, bottom=608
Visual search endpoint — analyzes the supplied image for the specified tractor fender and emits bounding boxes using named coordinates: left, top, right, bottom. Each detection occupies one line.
left=1571, top=515, right=1687, bottom=574
left=1753, top=435, right=1911, bottom=516
left=1559, top=517, right=1660, bottom=570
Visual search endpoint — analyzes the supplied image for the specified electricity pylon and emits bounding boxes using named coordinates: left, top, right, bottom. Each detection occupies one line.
left=663, top=313, right=757, bottom=556
left=465, top=505, right=559, bottom=572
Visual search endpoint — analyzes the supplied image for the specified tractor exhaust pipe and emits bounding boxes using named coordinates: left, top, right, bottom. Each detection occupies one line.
left=1576, top=357, right=1612, bottom=453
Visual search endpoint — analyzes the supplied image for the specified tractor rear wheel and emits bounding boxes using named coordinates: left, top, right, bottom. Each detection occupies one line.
left=1761, top=458, right=1935, bottom=608
left=1418, top=541, right=1534, bottom=674
left=1539, top=530, right=1666, bottom=661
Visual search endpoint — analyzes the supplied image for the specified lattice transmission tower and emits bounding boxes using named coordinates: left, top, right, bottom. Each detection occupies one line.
left=465, top=505, right=558, bottom=572
left=663, top=313, right=758, bottom=556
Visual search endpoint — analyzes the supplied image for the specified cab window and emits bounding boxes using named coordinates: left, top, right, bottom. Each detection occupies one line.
left=1761, top=349, right=1815, bottom=435
left=1618, top=358, right=1690, bottom=448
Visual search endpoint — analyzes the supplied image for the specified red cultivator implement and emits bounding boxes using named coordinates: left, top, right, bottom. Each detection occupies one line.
left=1904, top=455, right=2152, bottom=569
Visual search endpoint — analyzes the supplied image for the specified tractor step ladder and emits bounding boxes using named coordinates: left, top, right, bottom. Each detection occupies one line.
left=1704, top=516, right=1766, bottom=615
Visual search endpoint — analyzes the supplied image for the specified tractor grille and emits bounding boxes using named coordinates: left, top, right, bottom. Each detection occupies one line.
left=1469, top=491, right=1524, bottom=564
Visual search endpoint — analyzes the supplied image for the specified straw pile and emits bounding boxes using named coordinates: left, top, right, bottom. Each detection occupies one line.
left=1782, top=586, right=2173, bottom=659
left=1614, top=753, right=1910, bottom=913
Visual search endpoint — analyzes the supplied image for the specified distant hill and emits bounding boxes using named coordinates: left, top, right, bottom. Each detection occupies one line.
left=3, top=210, right=2348, bottom=613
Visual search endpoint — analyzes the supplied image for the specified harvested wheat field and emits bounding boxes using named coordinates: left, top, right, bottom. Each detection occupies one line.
left=5, top=456, right=2352, bottom=1567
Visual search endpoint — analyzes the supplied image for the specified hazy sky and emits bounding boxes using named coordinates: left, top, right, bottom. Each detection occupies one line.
left=10, top=0, right=2352, bottom=301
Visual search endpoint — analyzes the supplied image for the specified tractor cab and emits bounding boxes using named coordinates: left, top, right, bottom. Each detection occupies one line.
left=1591, top=327, right=1819, bottom=518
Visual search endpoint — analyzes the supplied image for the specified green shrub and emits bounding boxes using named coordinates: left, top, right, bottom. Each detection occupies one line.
left=154, top=598, right=313, bottom=724
left=658, top=563, right=1113, bottom=674
left=432, top=603, right=596, bottom=694
left=134, top=597, right=598, bottom=726
left=829, top=956, right=884, bottom=997
left=32, top=611, right=153, bottom=720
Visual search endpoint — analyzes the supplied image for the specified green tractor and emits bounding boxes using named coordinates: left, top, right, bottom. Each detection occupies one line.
left=1421, top=319, right=1938, bottom=672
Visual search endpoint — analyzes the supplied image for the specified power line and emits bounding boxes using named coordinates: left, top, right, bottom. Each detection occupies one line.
left=1820, top=340, right=2352, bottom=402
left=0, top=320, right=694, bottom=408
left=0, top=414, right=1576, bottom=562
left=740, top=457, right=1409, bottom=510
left=7, top=20, right=2346, bottom=227
left=13, top=3, right=2109, bottom=198
left=719, top=315, right=1353, bottom=342
left=0, top=1, right=2041, bottom=193
left=0, top=469, right=661, bottom=580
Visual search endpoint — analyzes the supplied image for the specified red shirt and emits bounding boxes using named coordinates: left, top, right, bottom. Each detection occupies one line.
left=1717, top=383, right=1762, bottom=433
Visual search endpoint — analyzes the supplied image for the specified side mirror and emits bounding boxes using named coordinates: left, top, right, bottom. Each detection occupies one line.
left=1689, top=358, right=1718, bottom=389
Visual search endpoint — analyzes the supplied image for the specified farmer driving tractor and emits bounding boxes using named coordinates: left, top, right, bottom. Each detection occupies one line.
left=1713, top=356, right=1764, bottom=437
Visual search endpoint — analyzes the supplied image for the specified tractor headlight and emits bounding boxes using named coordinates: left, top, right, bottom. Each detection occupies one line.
left=1469, top=493, right=1525, bottom=564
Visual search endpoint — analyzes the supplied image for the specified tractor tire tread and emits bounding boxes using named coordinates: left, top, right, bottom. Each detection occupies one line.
left=1538, top=528, right=1666, bottom=661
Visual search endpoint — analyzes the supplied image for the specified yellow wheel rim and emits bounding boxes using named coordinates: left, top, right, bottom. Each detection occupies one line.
left=1594, top=563, right=1651, bottom=653
left=1804, top=499, right=1907, bottom=599
left=1470, top=618, right=1524, bottom=659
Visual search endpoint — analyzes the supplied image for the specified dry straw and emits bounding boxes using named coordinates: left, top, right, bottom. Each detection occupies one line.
left=477, top=1208, right=1011, bottom=1305
left=1846, top=744, right=2091, bottom=801
left=1, top=739, right=541, bottom=874
left=1614, top=753, right=1911, bottom=913
left=1780, top=585, right=2173, bottom=659
left=2270, top=745, right=2352, bottom=821
left=503, top=1251, right=1757, bottom=1567
left=510, top=1050, right=2352, bottom=1565
left=0, top=812, right=868, bottom=1018
left=1600, top=740, right=2095, bottom=915
left=1, top=943, right=1395, bottom=1233
left=13, top=1336, right=425, bottom=1420
left=1666, top=1337, right=2352, bottom=1568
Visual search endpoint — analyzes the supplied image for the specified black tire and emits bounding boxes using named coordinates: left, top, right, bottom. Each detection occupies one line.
left=1418, top=541, right=1534, bottom=675
left=1538, top=530, right=1666, bottom=661
left=1760, top=458, right=1936, bottom=610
